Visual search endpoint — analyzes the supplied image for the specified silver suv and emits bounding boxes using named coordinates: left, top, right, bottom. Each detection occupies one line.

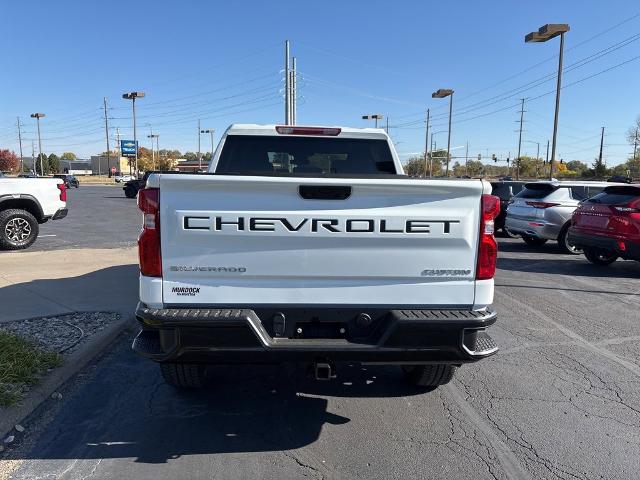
left=505, top=181, right=615, bottom=254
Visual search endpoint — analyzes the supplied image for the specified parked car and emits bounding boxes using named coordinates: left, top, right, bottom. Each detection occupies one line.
left=490, top=181, right=526, bottom=237
left=123, top=171, right=177, bottom=198
left=132, top=124, right=500, bottom=391
left=505, top=181, right=618, bottom=254
left=0, top=176, right=67, bottom=249
left=18, top=172, right=38, bottom=178
left=114, top=174, right=134, bottom=183
left=53, top=174, right=79, bottom=188
left=568, top=185, right=640, bottom=265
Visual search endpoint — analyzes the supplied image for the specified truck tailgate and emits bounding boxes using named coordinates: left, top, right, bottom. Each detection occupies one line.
left=158, top=175, right=483, bottom=307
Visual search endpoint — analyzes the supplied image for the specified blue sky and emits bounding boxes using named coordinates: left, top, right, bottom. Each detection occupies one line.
left=1, top=0, right=639, bottom=166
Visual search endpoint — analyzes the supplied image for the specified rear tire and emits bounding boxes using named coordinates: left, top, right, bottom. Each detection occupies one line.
left=584, top=247, right=617, bottom=266
left=522, top=235, right=547, bottom=246
left=558, top=225, right=582, bottom=255
left=124, top=186, right=137, bottom=198
left=402, top=364, right=457, bottom=388
left=160, top=363, right=208, bottom=388
left=0, top=209, right=39, bottom=250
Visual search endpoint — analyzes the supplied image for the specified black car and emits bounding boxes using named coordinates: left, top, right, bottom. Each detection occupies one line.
left=490, top=181, right=526, bottom=237
left=54, top=174, right=79, bottom=188
left=123, top=171, right=168, bottom=198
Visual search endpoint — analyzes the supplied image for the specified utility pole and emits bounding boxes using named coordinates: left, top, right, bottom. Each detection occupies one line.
left=386, top=117, right=389, bottom=134
left=291, top=57, right=297, bottom=125
left=103, top=97, right=110, bottom=177
left=16, top=117, right=24, bottom=173
left=31, top=141, right=35, bottom=172
left=516, top=98, right=525, bottom=180
left=546, top=140, right=550, bottom=177
left=284, top=40, right=290, bottom=125
left=198, top=119, right=201, bottom=170
left=424, top=109, right=430, bottom=177
left=598, top=126, right=605, bottom=177
left=465, top=141, right=469, bottom=176
left=30, top=113, right=45, bottom=176
left=634, top=128, right=638, bottom=160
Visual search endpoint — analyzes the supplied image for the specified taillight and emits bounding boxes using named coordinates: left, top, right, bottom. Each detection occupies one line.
left=137, top=188, right=162, bottom=277
left=275, top=126, right=341, bottom=136
left=57, top=183, right=67, bottom=202
left=526, top=201, right=560, bottom=209
left=476, top=194, right=500, bottom=280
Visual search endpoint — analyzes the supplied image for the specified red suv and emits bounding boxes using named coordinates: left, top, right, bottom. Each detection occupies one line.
left=568, top=185, right=640, bottom=265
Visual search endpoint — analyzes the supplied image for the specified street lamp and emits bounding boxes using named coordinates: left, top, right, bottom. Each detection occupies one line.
left=147, top=134, right=159, bottom=170
left=432, top=89, right=454, bottom=176
left=525, top=23, right=569, bottom=180
left=30, top=113, right=45, bottom=175
left=200, top=129, right=215, bottom=171
left=122, top=91, right=145, bottom=176
left=362, top=114, right=383, bottom=128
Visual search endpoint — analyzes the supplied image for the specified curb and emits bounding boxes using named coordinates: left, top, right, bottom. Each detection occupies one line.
left=0, top=314, right=135, bottom=438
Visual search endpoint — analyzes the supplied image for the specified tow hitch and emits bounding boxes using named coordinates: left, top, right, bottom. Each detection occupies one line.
left=313, top=361, right=336, bottom=381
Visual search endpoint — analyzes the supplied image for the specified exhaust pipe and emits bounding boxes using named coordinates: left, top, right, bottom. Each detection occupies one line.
left=314, top=362, right=335, bottom=381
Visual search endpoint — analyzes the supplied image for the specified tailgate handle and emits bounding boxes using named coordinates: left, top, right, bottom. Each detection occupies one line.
left=299, top=185, right=351, bottom=200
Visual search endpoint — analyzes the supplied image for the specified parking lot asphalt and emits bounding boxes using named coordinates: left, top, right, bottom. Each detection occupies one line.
left=10, top=184, right=141, bottom=253
left=2, top=187, right=640, bottom=480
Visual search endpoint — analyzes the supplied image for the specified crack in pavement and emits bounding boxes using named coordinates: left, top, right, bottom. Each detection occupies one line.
left=445, top=383, right=533, bottom=480
left=496, top=290, right=640, bottom=379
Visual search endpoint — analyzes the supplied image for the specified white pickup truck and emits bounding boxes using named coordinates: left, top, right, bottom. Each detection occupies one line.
left=133, top=124, right=500, bottom=390
left=0, top=177, right=67, bottom=249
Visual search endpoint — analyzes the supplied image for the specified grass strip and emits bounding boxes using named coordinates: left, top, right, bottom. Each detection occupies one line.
left=0, top=330, right=62, bottom=407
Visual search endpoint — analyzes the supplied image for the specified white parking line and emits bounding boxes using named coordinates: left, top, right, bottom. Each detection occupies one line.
left=38, top=235, right=57, bottom=237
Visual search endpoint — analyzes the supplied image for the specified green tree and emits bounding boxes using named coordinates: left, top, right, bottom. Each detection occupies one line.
left=48, top=153, right=60, bottom=174
left=0, top=149, right=19, bottom=173
left=183, top=151, right=198, bottom=161
left=565, top=160, right=588, bottom=175
left=61, top=152, right=77, bottom=161
left=402, top=152, right=444, bottom=177
left=592, top=156, right=607, bottom=179
left=35, top=153, right=49, bottom=175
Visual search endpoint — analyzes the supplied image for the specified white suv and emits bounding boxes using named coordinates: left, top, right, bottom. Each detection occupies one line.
left=505, top=181, right=617, bottom=254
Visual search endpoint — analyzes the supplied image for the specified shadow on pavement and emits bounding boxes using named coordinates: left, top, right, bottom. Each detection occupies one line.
left=0, top=264, right=139, bottom=322
left=18, top=335, right=428, bottom=464
left=497, top=257, right=640, bottom=279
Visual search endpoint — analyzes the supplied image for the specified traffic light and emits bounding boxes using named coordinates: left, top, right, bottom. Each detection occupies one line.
left=492, top=154, right=497, bottom=163
left=477, top=154, right=482, bottom=161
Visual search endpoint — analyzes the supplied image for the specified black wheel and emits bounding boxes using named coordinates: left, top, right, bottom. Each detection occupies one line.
left=584, top=247, right=617, bottom=266
left=522, top=235, right=548, bottom=246
left=124, top=186, right=137, bottom=198
left=0, top=209, right=39, bottom=250
left=160, top=363, right=208, bottom=388
left=502, top=227, right=520, bottom=238
left=402, top=364, right=457, bottom=388
left=558, top=225, right=582, bottom=255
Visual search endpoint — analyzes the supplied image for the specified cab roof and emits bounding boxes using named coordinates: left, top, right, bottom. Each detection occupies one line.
left=225, top=124, right=390, bottom=140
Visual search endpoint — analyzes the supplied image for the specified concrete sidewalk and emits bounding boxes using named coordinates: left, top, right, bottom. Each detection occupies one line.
left=0, top=248, right=138, bottom=323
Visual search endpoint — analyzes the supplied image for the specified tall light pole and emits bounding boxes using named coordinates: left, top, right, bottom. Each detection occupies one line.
left=362, top=114, right=383, bottom=128
left=430, top=130, right=446, bottom=177
left=424, top=108, right=430, bottom=177
left=200, top=129, right=215, bottom=170
left=525, top=24, right=570, bottom=180
left=148, top=133, right=158, bottom=170
left=432, top=89, right=454, bottom=176
left=197, top=119, right=202, bottom=170
left=122, top=91, right=145, bottom=177
left=30, top=113, right=45, bottom=176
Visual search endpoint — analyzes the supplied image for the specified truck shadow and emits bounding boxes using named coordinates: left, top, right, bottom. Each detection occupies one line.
left=16, top=332, right=428, bottom=464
